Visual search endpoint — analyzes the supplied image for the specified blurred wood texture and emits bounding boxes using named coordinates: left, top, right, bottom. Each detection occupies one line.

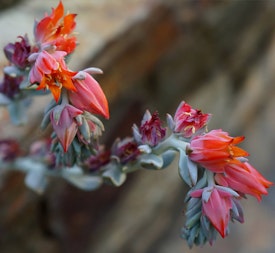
left=0, top=1, right=275, bottom=253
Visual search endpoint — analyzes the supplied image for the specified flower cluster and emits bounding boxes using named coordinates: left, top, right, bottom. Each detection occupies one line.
left=0, top=1, right=109, bottom=161
left=0, top=2, right=272, bottom=248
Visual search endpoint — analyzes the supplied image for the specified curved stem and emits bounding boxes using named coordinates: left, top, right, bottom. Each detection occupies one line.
left=153, top=134, right=189, bottom=155
left=206, top=170, right=215, bottom=186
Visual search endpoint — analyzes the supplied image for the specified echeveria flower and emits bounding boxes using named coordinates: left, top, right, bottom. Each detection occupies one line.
left=34, top=1, right=77, bottom=53
left=50, top=104, right=83, bottom=152
left=174, top=101, right=211, bottom=138
left=139, top=110, right=166, bottom=146
left=4, top=35, right=31, bottom=69
left=188, top=129, right=249, bottom=173
left=215, top=162, right=273, bottom=201
left=69, top=71, right=109, bottom=119
left=29, top=50, right=76, bottom=102
left=191, top=186, right=238, bottom=238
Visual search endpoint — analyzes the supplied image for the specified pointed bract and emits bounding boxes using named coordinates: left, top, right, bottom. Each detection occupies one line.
left=215, top=161, right=273, bottom=201
left=191, top=187, right=233, bottom=238
left=69, top=71, right=109, bottom=119
left=50, top=104, right=83, bottom=152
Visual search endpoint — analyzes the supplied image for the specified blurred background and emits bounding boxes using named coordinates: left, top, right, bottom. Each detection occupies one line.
left=0, top=0, right=275, bottom=252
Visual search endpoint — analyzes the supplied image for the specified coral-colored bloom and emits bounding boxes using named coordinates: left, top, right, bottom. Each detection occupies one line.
left=189, top=129, right=249, bottom=172
left=50, top=104, right=83, bottom=152
left=68, top=71, right=109, bottom=119
left=34, top=1, right=77, bottom=53
left=174, top=101, right=211, bottom=138
left=29, top=50, right=76, bottom=102
left=215, top=162, right=273, bottom=201
left=191, top=186, right=235, bottom=238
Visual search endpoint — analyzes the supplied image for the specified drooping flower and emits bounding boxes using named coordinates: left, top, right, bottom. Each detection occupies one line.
left=69, top=71, right=109, bottom=119
left=174, top=101, right=211, bottom=138
left=34, top=1, right=77, bottom=53
left=188, top=129, right=249, bottom=172
left=29, top=50, right=76, bottom=102
left=191, top=186, right=238, bottom=238
left=0, top=73, right=23, bottom=99
left=215, top=161, right=273, bottom=201
left=50, top=104, right=83, bottom=152
left=4, top=35, right=31, bottom=69
left=137, top=110, right=166, bottom=146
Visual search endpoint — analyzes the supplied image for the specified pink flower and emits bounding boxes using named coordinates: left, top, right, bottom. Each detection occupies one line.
left=50, top=104, right=83, bottom=152
left=215, top=162, right=273, bottom=201
left=139, top=111, right=166, bottom=146
left=34, top=1, right=77, bottom=53
left=174, top=101, right=211, bottom=138
left=188, top=129, right=249, bottom=172
left=191, top=186, right=236, bottom=238
left=29, top=50, right=77, bottom=102
left=68, top=71, right=109, bottom=119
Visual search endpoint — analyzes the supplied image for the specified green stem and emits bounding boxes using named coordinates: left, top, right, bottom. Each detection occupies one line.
left=206, top=170, right=215, bottom=186
left=61, top=88, right=69, bottom=105
left=153, top=133, right=189, bottom=155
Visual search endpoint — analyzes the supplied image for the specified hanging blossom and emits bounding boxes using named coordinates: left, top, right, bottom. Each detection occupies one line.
left=188, top=129, right=249, bottom=173
left=164, top=102, right=271, bottom=246
left=0, top=1, right=272, bottom=249
left=215, top=161, right=272, bottom=201
left=50, top=103, right=83, bottom=152
left=69, top=70, right=110, bottom=119
left=190, top=184, right=240, bottom=238
left=182, top=126, right=272, bottom=245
